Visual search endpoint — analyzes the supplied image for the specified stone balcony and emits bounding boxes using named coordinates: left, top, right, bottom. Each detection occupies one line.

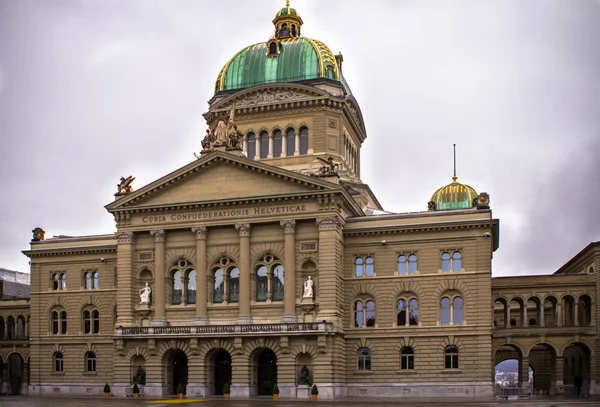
left=115, top=322, right=334, bottom=338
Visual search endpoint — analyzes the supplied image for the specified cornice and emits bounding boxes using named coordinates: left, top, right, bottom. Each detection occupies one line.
left=23, top=244, right=117, bottom=258
left=343, top=219, right=498, bottom=237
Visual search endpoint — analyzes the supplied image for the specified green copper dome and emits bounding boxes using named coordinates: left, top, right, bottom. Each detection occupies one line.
left=215, top=37, right=340, bottom=92
left=429, top=177, right=478, bottom=211
left=277, top=6, right=298, bottom=17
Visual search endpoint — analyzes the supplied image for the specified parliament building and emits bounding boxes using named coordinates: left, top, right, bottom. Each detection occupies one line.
left=1, top=3, right=598, bottom=399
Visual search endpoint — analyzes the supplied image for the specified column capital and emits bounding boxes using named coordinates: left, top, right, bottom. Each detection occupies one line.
left=280, top=220, right=296, bottom=234
left=192, top=226, right=208, bottom=240
left=117, top=232, right=135, bottom=244
left=316, top=216, right=343, bottom=231
left=150, top=229, right=166, bottom=243
left=235, top=223, right=251, bottom=237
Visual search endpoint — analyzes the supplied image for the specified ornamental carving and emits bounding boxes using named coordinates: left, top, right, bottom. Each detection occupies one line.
left=317, top=216, right=343, bottom=231
left=192, top=226, right=208, bottom=240
left=234, top=90, right=314, bottom=107
left=114, top=212, right=131, bottom=226
left=150, top=230, right=166, bottom=243
left=280, top=220, right=296, bottom=234
left=117, top=232, right=135, bottom=244
left=235, top=223, right=251, bottom=237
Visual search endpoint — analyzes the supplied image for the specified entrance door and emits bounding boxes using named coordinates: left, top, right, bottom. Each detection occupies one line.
left=8, top=353, right=23, bottom=395
left=257, top=349, right=277, bottom=396
left=214, top=350, right=232, bottom=395
left=169, top=350, right=188, bottom=395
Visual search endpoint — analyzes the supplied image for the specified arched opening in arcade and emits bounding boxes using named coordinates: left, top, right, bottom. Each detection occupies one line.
left=254, top=348, right=277, bottom=396
left=208, top=349, right=232, bottom=395
left=563, top=342, right=591, bottom=396
left=8, top=352, right=24, bottom=395
left=165, top=349, right=188, bottom=395
left=494, top=345, right=532, bottom=392
left=528, top=343, right=557, bottom=394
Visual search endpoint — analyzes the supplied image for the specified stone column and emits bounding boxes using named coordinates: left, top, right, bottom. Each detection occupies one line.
left=116, top=232, right=136, bottom=326
left=540, top=303, right=545, bottom=327
left=254, top=137, right=261, bottom=160
left=281, top=220, right=296, bottom=323
left=294, top=132, right=300, bottom=156
left=505, top=303, right=510, bottom=328
left=192, top=226, right=208, bottom=325
left=574, top=302, right=579, bottom=326
left=316, top=216, right=344, bottom=324
left=557, top=302, right=563, bottom=327
left=520, top=356, right=530, bottom=389
left=268, top=133, right=274, bottom=158
left=522, top=304, right=528, bottom=328
left=235, top=223, right=252, bottom=324
left=150, top=230, right=167, bottom=326
left=552, top=356, right=565, bottom=394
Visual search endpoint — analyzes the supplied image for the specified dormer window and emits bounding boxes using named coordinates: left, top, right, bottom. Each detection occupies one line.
left=267, top=40, right=279, bottom=56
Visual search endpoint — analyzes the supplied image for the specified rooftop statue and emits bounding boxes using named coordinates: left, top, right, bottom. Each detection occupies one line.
left=117, top=176, right=135, bottom=194
left=32, top=227, right=46, bottom=241
left=316, top=156, right=339, bottom=176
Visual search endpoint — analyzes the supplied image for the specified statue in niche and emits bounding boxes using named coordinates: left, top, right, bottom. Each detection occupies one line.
left=139, top=282, right=152, bottom=305
left=132, top=365, right=146, bottom=385
left=303, top=276, right=313, bottom=298
left=299, top=365, right=310, bottom=385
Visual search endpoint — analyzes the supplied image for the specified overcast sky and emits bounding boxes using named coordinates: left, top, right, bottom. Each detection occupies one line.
left=1, top=0, right=599, bottom=277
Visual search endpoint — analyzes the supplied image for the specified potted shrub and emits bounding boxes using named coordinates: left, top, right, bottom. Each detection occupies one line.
left=222, top=382, right=230, bottom=399
left=132, top=383, right=140, bottom=399
left=176, top=383, right=184, bottom=399
left=311, top=384, right=318, bottom=400
left=272, top=383, right=280, bottom=399
left=103, top=383, right=111, bottom=397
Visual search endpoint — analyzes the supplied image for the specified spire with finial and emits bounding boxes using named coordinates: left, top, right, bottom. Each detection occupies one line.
left=452, top=143, right=457, bottom=182
left=273, top=0, right=303, bottom=39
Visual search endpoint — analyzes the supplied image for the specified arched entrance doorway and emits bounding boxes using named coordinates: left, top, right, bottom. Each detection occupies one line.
left=256, top=349, right=277, bottom=396
left=563, top=342, right=591, bottom=396
left=165, top=350, right=188, bottom=395
left=213, top=350, right=232, bottom=395
left=529, top=343, right=557, bottom=394
left=8, top=353, right=24, bottom=395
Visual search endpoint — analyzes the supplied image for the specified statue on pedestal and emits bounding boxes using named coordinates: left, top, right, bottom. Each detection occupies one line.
left=303, top=276, right=313, bottom=298
left=139, top=282, right=152, bottom=305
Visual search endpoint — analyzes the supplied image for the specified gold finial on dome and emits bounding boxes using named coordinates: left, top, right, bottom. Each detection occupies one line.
left=286, top=0, right=290, bottom=6
left=452, top=143, right=458, bottom=182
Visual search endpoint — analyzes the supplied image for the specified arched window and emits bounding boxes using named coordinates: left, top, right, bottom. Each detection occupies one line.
left=401, top=347, right=414, bottom=370
left=52, top=273, right=60, bottom=290
left=286, top=128, right=295, bottom=156
left=186, top=270, right=197, bottom=304
left=528, top=318, right=537, bottom=326
left=299, top=127, right=308, bottom=154
left=398, top=254, right=418, bottom=275
left=85, top=351, right=96, bottom=372
left=442, top=251, right=462, bottom=272
left=256, top=265, right=268, bottom=302
left=246, top=132, right=256, bottom=159
left=291, top=24, right=297, bottom=37
left=397, top=298, right=419, bottom=326
left=172, top=270, right=182, bottom=305
left=83, top=309, right=99, bottom=334
left=355, top=257, right=363, bottom=277
left=93, top=271, right=99, bottom=289
left=269, top=41, right=278, bottom=55
left=254, top=255, right=284, bottom=302
left=51, top=310, right=67, bottom=335
left=54, top=352, right=64, bottom=372
left=397, top=255, right=407, bottom=275
left=83, top=272, right=92, bottom=289
left=408, top=254, right=418, bottom=274
left=441, top=295, right=463, bottom=325
left=213, top=267, right=224, bottom=303
left=260, top=131, right=269, bottom=158
left=357, top=347, right=371, bottom=371
left=61, top=273, right=67, bottom=290
left=365, top=257, right=374, bottom=276
left=444, top=346, right=459, bottom=369
left=273, top=129, right=282, bottom=157
left=228, top=267, right=240, bottom=303
left=6, top=316, right=15, bottom=339
left=354, top=299, right=375, bottom=328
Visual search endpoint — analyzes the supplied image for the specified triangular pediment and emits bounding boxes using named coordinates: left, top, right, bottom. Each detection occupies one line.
left=106, top=151, right=347, bottom=211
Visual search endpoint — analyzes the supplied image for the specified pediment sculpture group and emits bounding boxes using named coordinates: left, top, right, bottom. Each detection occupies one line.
left=200, top=104, right=243, bottom=152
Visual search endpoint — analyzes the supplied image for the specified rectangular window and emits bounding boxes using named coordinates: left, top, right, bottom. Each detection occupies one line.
left=401, top=355, right=414, bottom=370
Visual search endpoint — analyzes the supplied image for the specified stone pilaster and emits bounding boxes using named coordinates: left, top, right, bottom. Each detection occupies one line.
left=192, top=226, right=208, bottom=325
left=150, top=230, right=167, bottom=326
left=522, top=304, right=528, bottom=328
left=552, top=356, right=564, bottom=394
left=520, top=356, right=530, bottom=388
left=116, top=232, right=136, bottom=326
left=280, top=220, right=296, bottom=323
left=316, top=216, right=344, bottom=325
left=235, top=223, right=251, bottom=324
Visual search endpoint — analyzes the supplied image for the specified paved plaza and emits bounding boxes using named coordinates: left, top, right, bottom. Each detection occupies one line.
left=1, top=396, right=600, bottom=407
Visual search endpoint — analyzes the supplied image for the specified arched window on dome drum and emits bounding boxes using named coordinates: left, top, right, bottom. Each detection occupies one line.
left=246, top=133, right=256, bottom=160
left=299, top=127, right=308, bottom=154
left=260, top=131, right=269, bottom=159
left=273, top=129, right=282, bottom=157
left=286, top=128, right=295, bottom=156
left=186, top=270, right=197, bottom=304
left=172, top=270, right=182, bottom=305
left=269, top=41, right=278, bottom=56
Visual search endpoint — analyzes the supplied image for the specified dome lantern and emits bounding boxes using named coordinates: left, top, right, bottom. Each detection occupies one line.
left=273, top=1, right=303, bottom=39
